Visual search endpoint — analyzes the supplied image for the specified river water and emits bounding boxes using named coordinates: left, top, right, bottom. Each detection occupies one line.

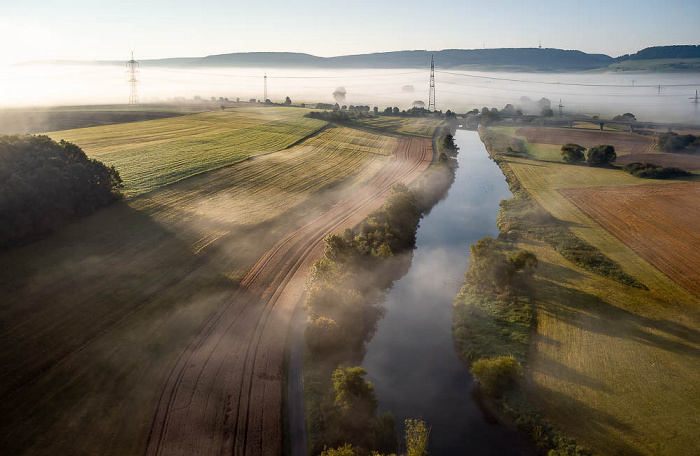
left=361, top=130, right=528, bottom=455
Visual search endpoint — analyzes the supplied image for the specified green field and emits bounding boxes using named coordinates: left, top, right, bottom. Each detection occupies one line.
left=351, top=115, right=441, bottom=137
left=49, top=107, right=327, bottom=197
left=0, top=109, right=398, bottom=456
left=477, top=126, right=700, bottom=455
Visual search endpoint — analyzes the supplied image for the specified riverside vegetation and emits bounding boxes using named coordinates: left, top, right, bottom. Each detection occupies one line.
left=303, top=131, right=458, bottom=455
left=453, top=127, right=600, bottom=456
left=455, top=121, right=700, bottom=455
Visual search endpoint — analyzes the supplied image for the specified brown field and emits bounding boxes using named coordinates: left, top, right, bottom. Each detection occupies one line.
left=560, top=182, right=700, bottom=297
left=0, top=115, right=414, bottom=455
left=615, top=152, right=700, bottom=171
left=516, top=127, right=655, bottom=154
left=145, top=137, right=432, bottom=456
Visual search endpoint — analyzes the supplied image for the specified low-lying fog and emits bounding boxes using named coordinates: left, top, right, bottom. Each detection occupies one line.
left=1, top=63, right=699, bottom=123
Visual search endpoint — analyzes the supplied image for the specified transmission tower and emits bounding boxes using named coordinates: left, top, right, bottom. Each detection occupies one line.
left=264, top=72, right=268, bottom=103
left=557, top=99, right=564, bottom=117
left=428, top=55, right=436, bottom=112
left=690, top=90, right=699, bottom=105
left=126, top=51, right=139, bottom=106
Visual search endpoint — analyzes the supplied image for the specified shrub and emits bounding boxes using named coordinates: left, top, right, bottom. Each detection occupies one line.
left=658, top=132, right=700, bottom=153
left=560, top=143, right=586, bottom=164
left=306, top=317, right=347, bottom=356
left=471, top=355, right=522, bottom=397
left=586, top=144, right=616, bottom=166
left=623, top=162, right=691, bottom=179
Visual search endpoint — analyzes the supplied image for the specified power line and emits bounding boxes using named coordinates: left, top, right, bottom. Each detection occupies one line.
left=435, top=70, right=700, bottom=88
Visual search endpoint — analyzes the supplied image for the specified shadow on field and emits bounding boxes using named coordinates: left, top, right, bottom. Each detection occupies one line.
left=535, top=260, right=700, bottom=360
left=533, top=354, right=613, bottom=393
left=527, top=384, right=647, bottom=456
left=0, top=201, right=244, bottom=455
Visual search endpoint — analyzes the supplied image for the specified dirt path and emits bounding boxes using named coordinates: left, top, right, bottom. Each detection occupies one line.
left=146, top=137, right=432, bottom=456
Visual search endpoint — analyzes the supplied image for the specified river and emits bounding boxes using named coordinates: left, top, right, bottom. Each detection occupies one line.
left=361, top=129, right=528, bottom=455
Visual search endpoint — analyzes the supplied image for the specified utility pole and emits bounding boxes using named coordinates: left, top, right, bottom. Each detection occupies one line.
left=126, top=51, right=139, bottom=106
left=263, top=72, right=268, bottom=103
left=428, top=55, right=436, bottom=112
left=558, top=99, right=564, bottom=117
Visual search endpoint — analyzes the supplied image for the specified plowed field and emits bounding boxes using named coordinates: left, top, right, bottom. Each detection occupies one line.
left=615, top=152, right=700, bottom=171
left=560, top=182, right=700, bottom=297
left=146, top=137, right=432, bottom=456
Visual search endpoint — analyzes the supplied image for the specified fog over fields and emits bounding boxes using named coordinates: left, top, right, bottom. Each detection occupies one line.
left=2, top=63, right=698, bottom=123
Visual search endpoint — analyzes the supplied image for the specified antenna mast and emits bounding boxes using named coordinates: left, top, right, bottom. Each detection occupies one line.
left=126, top=51, right=139, bottom=106
left=428, top=55, right=436, bottom=112
left=264, top=72, right=268, bottom=103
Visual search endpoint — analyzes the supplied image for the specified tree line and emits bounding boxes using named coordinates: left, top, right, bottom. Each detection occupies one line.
left=0, top=135, right=123, bottom=249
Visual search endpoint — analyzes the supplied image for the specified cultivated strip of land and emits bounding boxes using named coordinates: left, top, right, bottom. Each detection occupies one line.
left=0, top=114, right=401, bottom=455
left=48, top=107, right=327, bottom=197
left=479, top=125, right=700, bottom=455
left=145, top=137, right=432, bottom=456
left=561, top=182, right=700, bottom=297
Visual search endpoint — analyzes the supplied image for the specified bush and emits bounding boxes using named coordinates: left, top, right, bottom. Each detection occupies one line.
left=586, top=144, right=616, bottom=166
left=471, top=355, right=522, bottom=397
left=658, top=132, right=700, bottom=153
left=560, top=143, right=585, bottom=164
left=623, top=162, right=691, bottom=179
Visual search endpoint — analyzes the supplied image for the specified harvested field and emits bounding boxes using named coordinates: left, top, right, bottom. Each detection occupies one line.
left=0, top=121, right=403, bottom=455
left=145, top=137, right=433, bottom=456
left=49, top=107, right=327, bottom=197
left=616, top=152, right=700, bottom=171
left=561, top=182, right=700, bottom=296
left=353, top=116, right=441, bottom=137
left=481, top=125, right=700, bottom=455
left=515, top=126, right=655, bottom=154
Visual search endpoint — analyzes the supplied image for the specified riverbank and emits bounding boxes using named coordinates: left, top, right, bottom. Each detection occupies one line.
left=300, top=128, right=458, bottom=455
left=452, top=126, right=596, bottom=455
left=455, top=124, right=700, bottom=455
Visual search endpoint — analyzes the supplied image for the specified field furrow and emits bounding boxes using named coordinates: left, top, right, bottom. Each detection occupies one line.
left=145, top=137, right=432, bottom=456
left=49, top=107, right=327, bottom=197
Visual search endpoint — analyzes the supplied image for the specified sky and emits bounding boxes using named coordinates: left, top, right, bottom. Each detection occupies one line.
left=1, top=0, right=698, bottom=64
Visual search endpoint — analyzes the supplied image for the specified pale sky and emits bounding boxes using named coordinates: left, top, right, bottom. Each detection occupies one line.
left=2, top=0, right=698, bottom=64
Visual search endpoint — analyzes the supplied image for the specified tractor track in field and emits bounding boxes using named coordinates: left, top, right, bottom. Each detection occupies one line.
left=146, top=137, right=432, bottom=456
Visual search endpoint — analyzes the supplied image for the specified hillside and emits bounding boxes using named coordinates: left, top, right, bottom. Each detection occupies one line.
left=23, top=45, right=700, bottom=72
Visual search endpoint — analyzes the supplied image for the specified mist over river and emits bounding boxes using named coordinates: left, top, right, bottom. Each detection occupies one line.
left=1, top=63, right=698, bottom=123
left=361, top=130, right=531, bottom=455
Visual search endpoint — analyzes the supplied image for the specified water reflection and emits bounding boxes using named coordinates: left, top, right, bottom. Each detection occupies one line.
left=361, top=130, right=530, bottom=455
